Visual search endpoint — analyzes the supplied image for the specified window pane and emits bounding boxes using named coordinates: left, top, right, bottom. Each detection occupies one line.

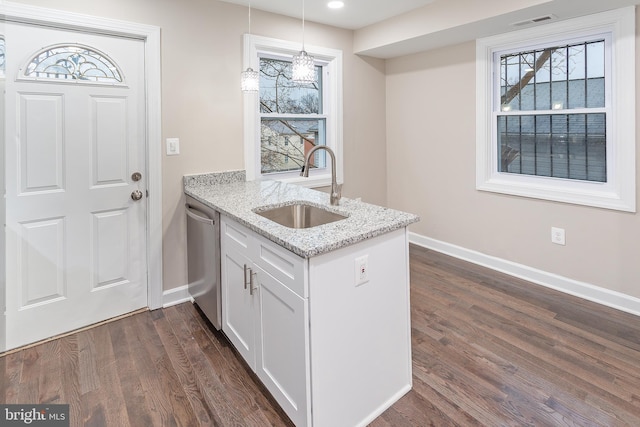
left=550, top=115, right=568, bottom=178
left=498, top=113, right=606, bottom=182
left=586, top=114, right=606, bottom=181
left=260, top=58, right=322, bottom=114
left=501, top=53, right=522, bottom=111
left=586, top=41, right=605, bottom=108
left=261, top=118, right=326, bottom=174
left=500, top=40, right=605, bottom=111
left=587, top=41, right=605, bottom=79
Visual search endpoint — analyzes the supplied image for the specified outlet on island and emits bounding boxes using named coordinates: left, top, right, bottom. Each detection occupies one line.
left=355, top=255, right=369, bottom=286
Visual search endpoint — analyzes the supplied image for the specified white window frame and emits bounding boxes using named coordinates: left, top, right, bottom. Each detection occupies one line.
left=0, top=36, right=5, bottom=79
left=243, top=34, right=343, bottom=188
left=476, top=7, right=635, bottom=212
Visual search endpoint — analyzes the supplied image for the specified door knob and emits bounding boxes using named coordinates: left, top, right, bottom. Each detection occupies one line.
left=131, top=190, right=144, bottom=201
left=131, top=172, right=142, bottom=182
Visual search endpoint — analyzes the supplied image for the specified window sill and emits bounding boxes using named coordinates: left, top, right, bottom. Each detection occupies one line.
left=477, top=174, right=635, bottom=212
left=265, top=174, right=335, bottom=189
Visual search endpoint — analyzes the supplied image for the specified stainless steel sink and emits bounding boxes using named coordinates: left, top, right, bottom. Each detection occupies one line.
left=255, top=203, right=347, bottom=229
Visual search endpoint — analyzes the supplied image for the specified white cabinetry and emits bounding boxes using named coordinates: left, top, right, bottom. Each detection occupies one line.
left=220, top=224, right=255, bottom=366
left=220, top=216, right=310, bottom=426
left=220, top=215, right=411, bottom=427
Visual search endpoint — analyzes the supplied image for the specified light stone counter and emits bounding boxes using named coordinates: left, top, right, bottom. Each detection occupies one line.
left=184, top=171, right=419, bottom=258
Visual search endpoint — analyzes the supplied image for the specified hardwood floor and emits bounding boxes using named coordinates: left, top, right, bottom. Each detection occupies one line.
left=2, top=244, right=640, bottom=426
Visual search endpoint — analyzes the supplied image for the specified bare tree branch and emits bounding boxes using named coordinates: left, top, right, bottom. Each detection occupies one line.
left=501, top=48, right=554, bottom=106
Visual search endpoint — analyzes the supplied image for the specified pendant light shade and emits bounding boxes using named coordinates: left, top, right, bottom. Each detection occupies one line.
left=241, top=2, right=259, bottom=92
left=292, top=50, right=315, bottom=83
left=241, top=67, right=259, bottom=92
left=292, top=0, right=316, bottom=84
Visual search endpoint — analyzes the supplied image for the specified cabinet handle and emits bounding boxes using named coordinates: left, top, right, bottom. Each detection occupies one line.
left=250, top=272, right=257, bottom=296
left=244, top=264, right=250, bottom=289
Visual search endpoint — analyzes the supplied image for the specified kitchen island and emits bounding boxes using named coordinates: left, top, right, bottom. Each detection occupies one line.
left=184, top=171, right=419, bottom=427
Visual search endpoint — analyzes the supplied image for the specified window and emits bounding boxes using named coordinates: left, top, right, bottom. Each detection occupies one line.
left=260, top=57, right=324, bottom=175
left=476, top=8, right=635, bottom=212
left=244, top=35, right=343, bottom=187
left=499, top=40, right=606, bottom=182
left=20, top=44, right=124, bottom=84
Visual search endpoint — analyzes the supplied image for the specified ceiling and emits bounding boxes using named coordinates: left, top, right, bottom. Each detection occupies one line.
left=221, top=0, right=640, bottom=58
left=218, top=0, right=435, bottom=30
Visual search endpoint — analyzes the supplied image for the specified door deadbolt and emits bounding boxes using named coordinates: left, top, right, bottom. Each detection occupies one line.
left=131, top=172, right=142, bottom=182
left=131, top=190, right=144, bottom=201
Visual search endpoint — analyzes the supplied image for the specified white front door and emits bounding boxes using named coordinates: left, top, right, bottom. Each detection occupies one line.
left=4, top=22, right=148, bottom=350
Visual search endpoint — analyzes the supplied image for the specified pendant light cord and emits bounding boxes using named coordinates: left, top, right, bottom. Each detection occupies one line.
left=302, top=0, right=306, bottom=50
left=248, top=1, right=252, bottom=34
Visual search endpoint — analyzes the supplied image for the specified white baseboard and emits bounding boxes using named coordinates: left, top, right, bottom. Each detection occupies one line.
left=162, top=285, right=193, bottom=308
left=409, top=232, right=640, bottom=317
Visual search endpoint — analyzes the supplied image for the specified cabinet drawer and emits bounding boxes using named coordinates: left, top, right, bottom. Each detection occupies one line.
left=254, top=233, right=307, bottom=299
left=221, top=217, right=251, bottom=255
left=221, top=215, right=307, bottom=298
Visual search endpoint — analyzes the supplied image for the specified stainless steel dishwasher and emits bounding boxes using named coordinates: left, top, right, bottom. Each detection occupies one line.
left=186, top=196, right=221, bottom=330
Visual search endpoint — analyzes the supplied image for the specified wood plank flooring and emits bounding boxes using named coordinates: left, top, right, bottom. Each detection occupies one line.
left=2, top=244, right=640, bottom=426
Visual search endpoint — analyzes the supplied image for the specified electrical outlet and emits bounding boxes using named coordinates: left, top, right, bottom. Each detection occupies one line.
left=355, top=255, right=369, bottom=286
left=551, top=227, right=566, bottom=245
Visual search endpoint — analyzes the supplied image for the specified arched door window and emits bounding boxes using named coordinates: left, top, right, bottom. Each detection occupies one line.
left=19, top=43, right=125, bottom=84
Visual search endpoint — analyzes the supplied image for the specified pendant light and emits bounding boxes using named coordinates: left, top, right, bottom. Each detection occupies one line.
left=292, top=0, right=316, bottom=84
left=241, top=2, right=259, bottom=92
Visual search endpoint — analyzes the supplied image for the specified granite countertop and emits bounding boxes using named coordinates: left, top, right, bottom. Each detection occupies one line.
left=184, top=171, right=419, bottom=258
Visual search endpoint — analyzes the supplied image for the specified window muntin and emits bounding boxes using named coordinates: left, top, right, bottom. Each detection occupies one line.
left=259, top=57, right=327, bottom=175
left=476, top=8, right=635, bottom=212
left=20, top=44, right=124, bottom=84
left=498, top=113, right=606, bottom=182
left=496, top=40, right=608, bottom=182
left=500, top=41, right=605, bottom=112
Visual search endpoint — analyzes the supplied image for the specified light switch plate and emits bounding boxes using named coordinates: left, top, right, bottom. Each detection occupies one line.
left=166, top=138, right=180, bottom=156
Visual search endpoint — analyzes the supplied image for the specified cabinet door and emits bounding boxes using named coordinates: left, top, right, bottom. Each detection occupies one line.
left=221, top=245, right=255, bottom=368
left=254, top=265, right=310, bottom=427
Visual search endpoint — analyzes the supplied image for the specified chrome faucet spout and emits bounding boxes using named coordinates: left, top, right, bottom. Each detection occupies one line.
left=300, top=145, right=342, bottom=205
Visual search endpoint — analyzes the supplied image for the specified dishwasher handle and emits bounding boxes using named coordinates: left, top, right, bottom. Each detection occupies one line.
left=186, top=204, right=214, bottom=225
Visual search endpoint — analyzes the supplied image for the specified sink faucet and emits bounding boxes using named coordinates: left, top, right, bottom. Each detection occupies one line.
left=300, top=145, right=342, bottom=206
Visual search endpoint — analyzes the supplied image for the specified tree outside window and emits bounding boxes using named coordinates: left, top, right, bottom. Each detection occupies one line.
left=259, top=57, right=326, bottom=175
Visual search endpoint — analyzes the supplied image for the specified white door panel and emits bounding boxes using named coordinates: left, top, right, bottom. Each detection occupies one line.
left=18, top=93, right=65, bottom=193
left=5, top=22, right=147, bottom=350
left=18, top=217, right=66, bottom=307
left=92, top=96, right=129, bottom=186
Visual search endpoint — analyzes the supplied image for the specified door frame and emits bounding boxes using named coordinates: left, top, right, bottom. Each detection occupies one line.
left=0, top=2, right=163, bottom=351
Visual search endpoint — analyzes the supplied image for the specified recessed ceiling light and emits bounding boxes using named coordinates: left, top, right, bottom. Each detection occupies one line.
left=328, top=1, right=344, bottom=9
